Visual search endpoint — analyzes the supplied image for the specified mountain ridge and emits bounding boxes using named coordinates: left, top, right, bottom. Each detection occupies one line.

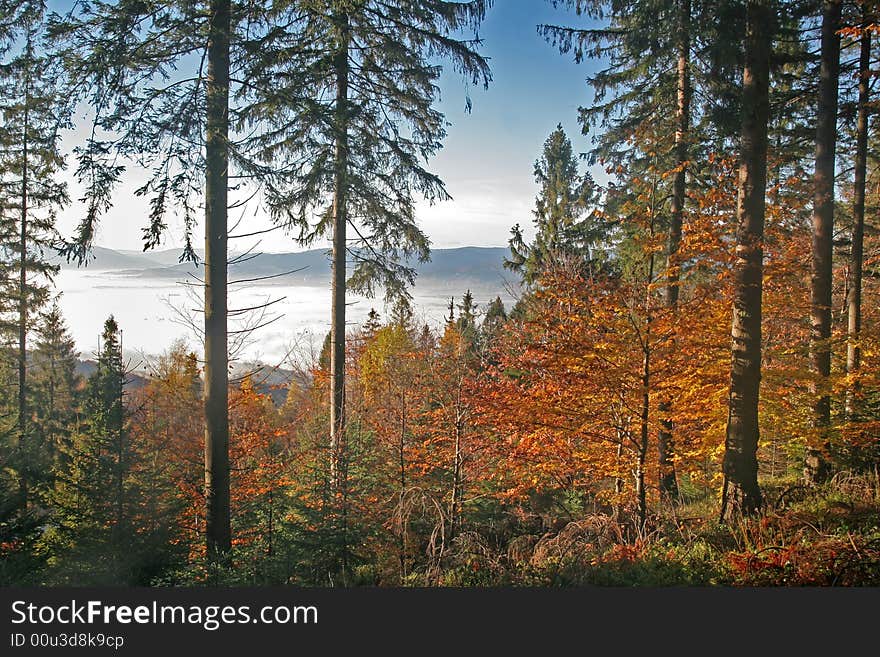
left=54, top=245, right=516, bottom=287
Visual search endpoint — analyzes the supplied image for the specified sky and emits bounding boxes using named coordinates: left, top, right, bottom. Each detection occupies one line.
left=54, top=1, right=606, bottom=255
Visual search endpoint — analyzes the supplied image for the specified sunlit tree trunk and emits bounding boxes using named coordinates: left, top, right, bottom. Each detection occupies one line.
left=659, top=0, right=691, bottom=504
left=845, top=10, right=870, bottom=422
left=805, top=0, right=841, bottom=485
left=721, top=0, right=771, bottom=521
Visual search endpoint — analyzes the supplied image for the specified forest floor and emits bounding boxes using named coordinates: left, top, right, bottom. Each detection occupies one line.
left=437, top=471, right=880, bottom=586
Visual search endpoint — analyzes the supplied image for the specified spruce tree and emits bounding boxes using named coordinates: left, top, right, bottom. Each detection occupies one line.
left=505, top=124, right=601, bottom=285
left=30, top=299, right=81, bottom=492
left=805, top=0, right=842, bottom=485
left=253, top=1, right=492, bottom=494
left=48, top=0, right=320, bottom=560
left=721, top=0, right=774, bottom=520
left=0, top=0, right=69, bottom=508
left=49, top=316, right=134, bottom=583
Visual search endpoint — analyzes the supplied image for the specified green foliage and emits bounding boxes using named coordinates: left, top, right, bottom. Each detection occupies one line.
left=40, top=316, right=146, bottom=584
left=506, top=124, right=605, bottom=285
left=255, top=1, right=491, bottom=300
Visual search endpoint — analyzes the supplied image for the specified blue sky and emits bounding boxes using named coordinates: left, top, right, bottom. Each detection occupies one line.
left=55, top=1, right=606, bottom=254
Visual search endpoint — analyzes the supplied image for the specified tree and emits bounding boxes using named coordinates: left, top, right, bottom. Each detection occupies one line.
left=721, top=0, right=773, bottom=520
left=201, top=0, right=232, bottom=560
left=505, top=124, right=601, bottom=285
left=128, top=342, right=203, bottom=563
left=48, top=0, right=316, bottom=560
left=48, top=316, right=136, bottom=583
left=0, top=0, right=68, bottom=508
left=358, top=320, right=426, bottom=580
left=844, top=7, right=871, bottom=422
left=657, top=0, right=691, bottom=503
left=30, top=299, right=81, bottom=486
left=804, top=0, right=842, bottom=485
left=537, top=0, right=741, bottom=504
left=259, top=1, right=492, bottom=497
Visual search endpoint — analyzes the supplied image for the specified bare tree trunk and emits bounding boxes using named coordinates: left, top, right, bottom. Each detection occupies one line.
left=638, top=350, right=649, bottom=530
left=720, top=0, right=771, bottom=522
left=204, top=0, right=231, bottom=561
left=846, top=11, right=870, bottom=422
left=398, top=394, right=407, bottom=581
left=659, top=0, right=691, bottom=504
left=805, top=0, right=841, bottom=485
left=329, top=14, right=350, bottom=495
left=450, top=413, right=463, bottom=542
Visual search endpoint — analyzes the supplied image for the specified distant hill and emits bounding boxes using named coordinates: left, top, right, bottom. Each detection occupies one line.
left=75, top=358, right=299, bottom=407
left=49, top=246, right=163, bottom=271
left=116, top=248, right=204, bottom=267
left=59, top=245, right=514, bottom=287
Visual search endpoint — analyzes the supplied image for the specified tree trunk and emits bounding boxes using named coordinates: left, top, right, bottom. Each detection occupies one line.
left=659, top=0, right=691, bottom=504
left=805, top=0, right=841, bottom=485
left=845, top=11, right=869, bottom=422
left=398, top=394, right=407, bottom=581
left=638, top=177, right=657, bottom=530
left=17, top=49, right=30, bottom=510
left=720, top=0, right=771, bottom=521
left=638, top=349, right=649, bottom=530
left=450, top=411, right=463, bottom=542
left=329, top=14, right=350, bottom=495
left=204, top=0, right=232, bottom=561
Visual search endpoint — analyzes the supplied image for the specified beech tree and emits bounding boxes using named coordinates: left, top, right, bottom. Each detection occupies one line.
left=537, top=0, right=725, bottom=503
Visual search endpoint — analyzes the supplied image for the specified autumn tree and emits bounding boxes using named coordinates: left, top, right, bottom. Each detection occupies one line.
left=358, top=318, right=428, bottom=580
left=227, top=376, right=288, bottom=569
left=128, top=343, right=203, bottom=562
left=537, top=0, right=738, bottom=503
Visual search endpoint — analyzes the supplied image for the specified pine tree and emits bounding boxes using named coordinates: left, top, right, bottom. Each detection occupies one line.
left=30, top=299, right=81, bottom=490
left=254, top=1, right=491, bottom=497
left=505, top=124, right=602, bottom=285
left=48, top=316, right=135, bottom=583
left=0, top=0, right=69, bottom=508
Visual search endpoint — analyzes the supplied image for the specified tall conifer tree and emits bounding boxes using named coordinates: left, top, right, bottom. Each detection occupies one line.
left=0, top=0, right=69, bottom=507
